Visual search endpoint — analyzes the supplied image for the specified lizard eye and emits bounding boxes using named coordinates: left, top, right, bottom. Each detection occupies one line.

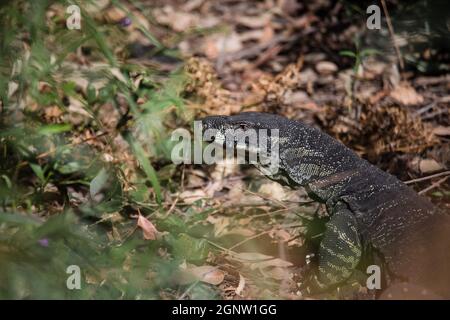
left=236, top=122, right=250, bottom=130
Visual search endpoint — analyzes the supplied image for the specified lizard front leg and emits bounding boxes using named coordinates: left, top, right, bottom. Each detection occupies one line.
left=316, top=204, right=362, bottom=287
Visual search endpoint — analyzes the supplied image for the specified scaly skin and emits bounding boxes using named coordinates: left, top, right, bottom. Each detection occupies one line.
left=202, top=112, right=450, bottom=298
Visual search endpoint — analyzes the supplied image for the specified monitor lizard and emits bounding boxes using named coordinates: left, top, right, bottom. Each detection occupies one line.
left=201, top=112, right=450, bottom=298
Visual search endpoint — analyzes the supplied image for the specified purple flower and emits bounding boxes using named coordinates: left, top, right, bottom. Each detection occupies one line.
left=38, top=238, right=49, bottom=247
left=120, top=17, right=132, bottom=28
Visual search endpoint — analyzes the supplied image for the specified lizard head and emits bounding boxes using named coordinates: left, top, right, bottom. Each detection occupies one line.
left=201, top=112, right=290, bottom=149
left=201, top=112, right=361, bottom=187
left=201, top=112, right=295, bottom=182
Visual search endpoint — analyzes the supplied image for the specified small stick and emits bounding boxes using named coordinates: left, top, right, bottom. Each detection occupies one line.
left=404, top=171, right=450, bottom=184
left=418, top=176, right=448, bottom=195
left=161, top=196, right=179, bottom=219
left=381, top=0, right=405, bottom=71
left=229, top=230, right=271, bottom=251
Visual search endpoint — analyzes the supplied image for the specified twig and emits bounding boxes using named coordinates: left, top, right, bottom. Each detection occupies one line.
left=228, top=230, right=271, bottom=251
left=162, top=197, right=179, bottom=218
left=404, top=171, right=450, bottom=184
left=205, top=239, right=236, bottom=256
left=251, top=45, right=283, bottom=69
left=418, top=176, right=449, bottom=195
left=421, top=107, right=448, bottom=121
left=415, top=102, right=436, bottom=116
left=180, top=165, right=186, bottom=192
left=381, top=0, right=404, bottom=71
left=178, top=280, right=200, bottom=300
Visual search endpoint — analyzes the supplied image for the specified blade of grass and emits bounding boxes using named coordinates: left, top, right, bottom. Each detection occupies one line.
left=130, top=141, right=162, bottom=205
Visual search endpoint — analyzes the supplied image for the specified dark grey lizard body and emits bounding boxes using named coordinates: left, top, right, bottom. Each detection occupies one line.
left=202, top=112, right=450, bottom=298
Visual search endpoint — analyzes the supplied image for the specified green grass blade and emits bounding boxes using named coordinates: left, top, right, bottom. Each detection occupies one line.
left=131, top=141, right=162, bottom=205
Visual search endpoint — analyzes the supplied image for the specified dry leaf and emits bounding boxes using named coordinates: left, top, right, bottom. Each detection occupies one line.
left=408, top=157, right=445, bottom=174
left=419, top=159, right=445, bottom=174
left=186, top=173, right=205, bottom=188
left=110, top=68, right=128, bottom=84
left=209, top=216, right=231, bottom=237
left=235, top=273, right=246, bottom=297
left=315, top=61, right=338, bottom=75
left=130, top=9, right=151, bottom=31
left=174, top=265, right=225, bottom=285
left=183, top=0, right=205, bottom=12
left=363, top=60, right=387, bottom=78
left=44, top=106, right=63, bottom=120
left=137, top=214, right=158, bottom=240
left=235, top=14, right=271, bottom=28
left=280, top=0, right=302, bottom=15
left=260, top=25, right=275, bottom=44
left=204, top=32, right=243, bottom=59
left=64, top=98, right=91, bottom=125
left=8, top=81, right=18, bottom=98
left=104, top=6, right=127, bottom=23
left=433, top=126, right=450, bottom=136
left=390, top=84, right=424, bottom=106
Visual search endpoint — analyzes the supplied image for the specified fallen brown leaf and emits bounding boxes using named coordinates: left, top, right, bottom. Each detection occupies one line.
left=419, top=159, right=445, bottom=174
left=390, top=84, right=424, bottom=106
left=104, top=6, right=127, bottom=23
left=235, top=273, right=246, bottom=297
left=204, top=32, right=243, bottom=59
left=315, top=61, right=338, bottom=75
left=235, top=14, right=271, bottom=28
left=137, top=214, right=158, bottom=240
left=174, top=265, right=225, bottom=285
left=433, top=126, right=450, bottom=136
